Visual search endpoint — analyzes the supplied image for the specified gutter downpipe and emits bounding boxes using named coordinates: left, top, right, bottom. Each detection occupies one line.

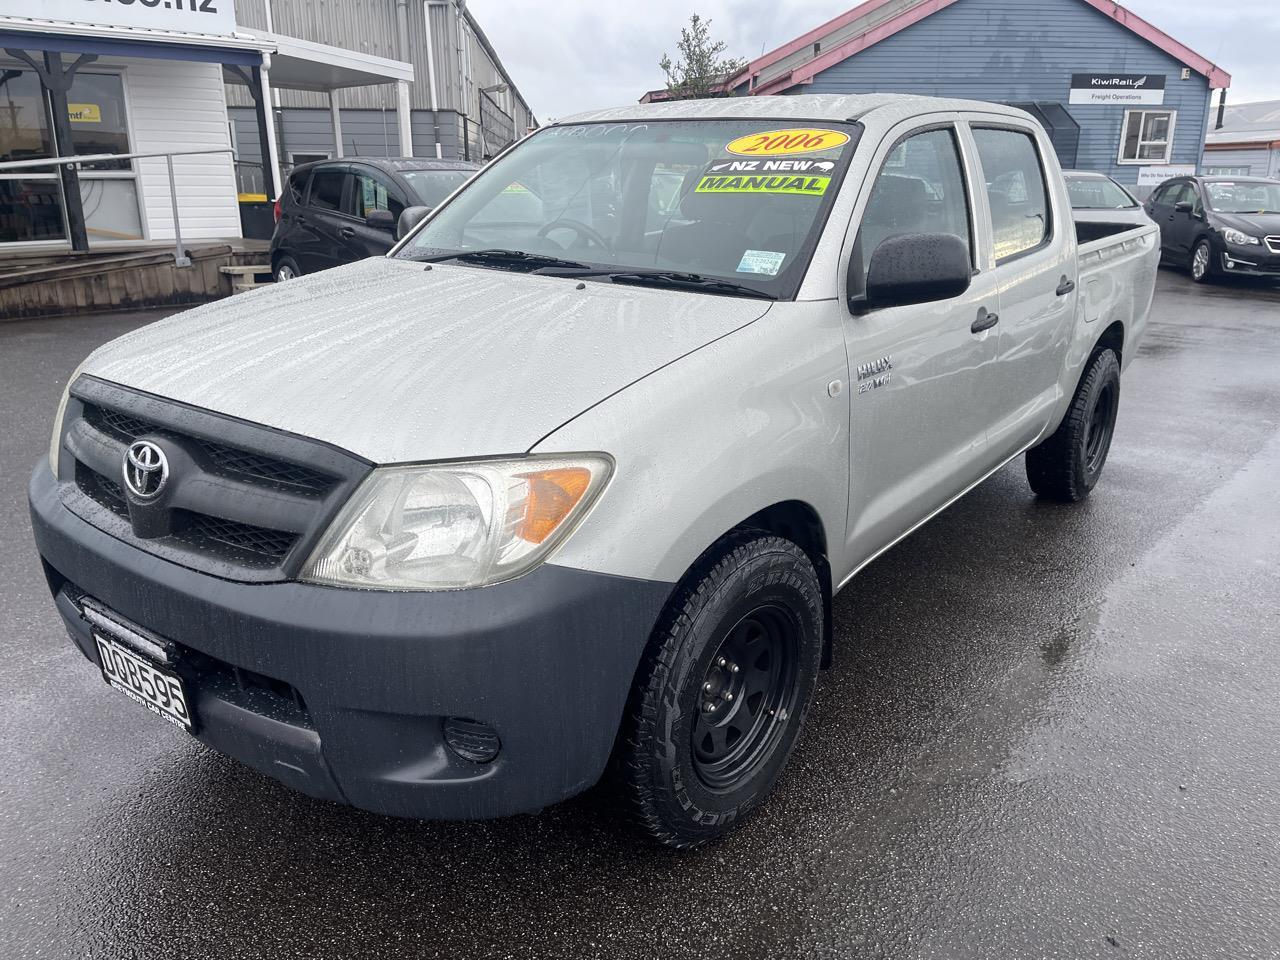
left=424, top=0, right=444, bottom=158
left=395, top=0, right=414, bottom=156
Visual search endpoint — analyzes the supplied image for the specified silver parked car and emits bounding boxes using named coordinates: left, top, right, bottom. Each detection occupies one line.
left=31, top=94, right=1159, bottom=848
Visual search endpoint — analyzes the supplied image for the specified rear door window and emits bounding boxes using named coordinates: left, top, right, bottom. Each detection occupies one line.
left=308, top=168, right=348, bottom=213
left=972, top=128, right=1051, bottom=262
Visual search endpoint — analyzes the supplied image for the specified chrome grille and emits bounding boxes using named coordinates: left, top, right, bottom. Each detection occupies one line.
left=1266, top=236, right=1280, bottom=255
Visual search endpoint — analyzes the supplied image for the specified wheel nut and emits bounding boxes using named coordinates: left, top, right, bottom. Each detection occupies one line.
left=703, top=702, right=715, bottom=713
left=731, top=664, right=740, bottom=673
left=704, top=681, right=713, bottom=692
left=725, top=692, right=734, bottom=702
left=718, top=657, right=727, bottom=667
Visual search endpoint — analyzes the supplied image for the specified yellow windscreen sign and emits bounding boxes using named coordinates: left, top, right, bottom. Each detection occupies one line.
left=67, top=103, right=101, bottom=123
left=695, top=174, right=831, bottom=196
left=725, top=128, right=850, bottom=157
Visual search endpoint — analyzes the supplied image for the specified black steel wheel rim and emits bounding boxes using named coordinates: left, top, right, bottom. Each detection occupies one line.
left=1084, top=381, right=1118, bottom=471
left=692, top=604, right=799, bottom=791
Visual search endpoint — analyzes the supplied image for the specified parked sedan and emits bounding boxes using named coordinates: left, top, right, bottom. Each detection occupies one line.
left=1144, top=175, right=1280, bottom=283
left=270, top=157, right=479, bottom=281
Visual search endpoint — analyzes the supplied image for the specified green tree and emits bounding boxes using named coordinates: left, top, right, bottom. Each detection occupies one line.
left=659, top=14, right=745, bottom=100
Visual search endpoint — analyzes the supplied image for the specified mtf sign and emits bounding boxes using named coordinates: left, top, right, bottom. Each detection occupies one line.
left=0, top=0, right=236, bottom=37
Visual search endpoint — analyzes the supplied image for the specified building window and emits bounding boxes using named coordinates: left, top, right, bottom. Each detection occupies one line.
left=1119, top=109, right=1176, bottom=164
left=1205, top=165, right=1251, bottom=176
left=0, top=66, right=142, bottom=245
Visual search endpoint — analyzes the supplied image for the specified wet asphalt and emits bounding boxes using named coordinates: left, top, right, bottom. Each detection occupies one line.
left=2, top=269, right=1279, bottom=960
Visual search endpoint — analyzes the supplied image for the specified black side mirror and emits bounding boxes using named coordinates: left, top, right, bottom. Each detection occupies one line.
left=1173, top=201, right=1194, bottom=214
left=857, top=233, right=971, bottom=310
left=396, top=205, right=432, bottom=240
left=365, top=208, right=396, bottom=232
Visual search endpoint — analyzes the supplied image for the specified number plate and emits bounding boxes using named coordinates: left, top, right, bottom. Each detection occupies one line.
left=94, top=633, right=193, bottom=730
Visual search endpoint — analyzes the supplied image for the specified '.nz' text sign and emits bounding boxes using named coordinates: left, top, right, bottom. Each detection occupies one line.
left=1069, top=73, right=1166, bottom=105
left=0, top=0, right=236, bottom=37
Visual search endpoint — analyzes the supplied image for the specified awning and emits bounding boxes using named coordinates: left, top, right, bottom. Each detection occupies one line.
left=0, top=15, right=272, bottom=66
left=230, top=27, right=413, bottom=91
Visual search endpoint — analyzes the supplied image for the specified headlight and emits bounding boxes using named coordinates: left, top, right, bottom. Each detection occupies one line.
left=1223, top=228, right=1260, bottom=246
left=48, top=370, right=81, bottom=478
left=301, top=454, right=612, bottom=591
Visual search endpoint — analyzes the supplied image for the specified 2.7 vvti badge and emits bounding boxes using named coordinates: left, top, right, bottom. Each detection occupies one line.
left=30, top=95, right=1158, bottom=848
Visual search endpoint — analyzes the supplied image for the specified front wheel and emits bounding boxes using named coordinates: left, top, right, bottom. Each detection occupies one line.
left=1190, top=239, right=1215, bottom=284
left=617, top=532, right=823, bottom=849
left=1025, top=348, right=1121, bottom=502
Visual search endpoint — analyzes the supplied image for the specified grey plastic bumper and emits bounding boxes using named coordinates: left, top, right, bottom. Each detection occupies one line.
left=29, top=459, right=671, bottom=820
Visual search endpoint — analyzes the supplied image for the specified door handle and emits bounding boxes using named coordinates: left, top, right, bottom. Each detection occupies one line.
left=339, top=227, right=356, bottom=239
left=1056, top=276, right=1076, bottom=297
left=971, top=307, right=999, bottom=334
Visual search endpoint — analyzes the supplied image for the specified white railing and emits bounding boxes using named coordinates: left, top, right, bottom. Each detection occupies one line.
left=0, top=147, right=238, bottom=267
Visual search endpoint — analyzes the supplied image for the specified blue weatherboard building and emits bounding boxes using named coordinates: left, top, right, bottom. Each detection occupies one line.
left=716, top=0, right=1231, bottom=195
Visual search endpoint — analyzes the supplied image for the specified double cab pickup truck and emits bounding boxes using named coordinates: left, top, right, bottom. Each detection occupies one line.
left=30, top=94, right=1159, bottom=848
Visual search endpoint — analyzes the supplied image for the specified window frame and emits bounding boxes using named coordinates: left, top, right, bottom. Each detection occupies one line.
left=350, top=164, right=409, bottom=220
left=0, top=62, right=145, bottom=246
left=303, top=164, right=351, bottom=215
left=848, top=121, right=978, bottom=307
left=970, top=122, right=1055, bottom=267
left=1117, top=109, right=1177, bottom=165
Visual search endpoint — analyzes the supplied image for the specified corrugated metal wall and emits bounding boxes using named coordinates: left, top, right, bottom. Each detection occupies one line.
left=229, top=0, right=535, bottom=140
left=797, top=0, right=1212, bottom=191
left=1202, top=146, right=1280, bottom=178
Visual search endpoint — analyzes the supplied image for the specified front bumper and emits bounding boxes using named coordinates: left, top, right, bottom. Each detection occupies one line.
left=29, top=459, right=671, bottom=819
left=1220, top=245, right=1280, bottom=277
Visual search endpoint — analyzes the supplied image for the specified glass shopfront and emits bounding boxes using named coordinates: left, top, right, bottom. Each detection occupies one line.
left=0, top=66, right=143, bottom=245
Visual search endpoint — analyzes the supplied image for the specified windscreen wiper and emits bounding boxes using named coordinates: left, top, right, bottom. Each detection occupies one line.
left=409, top=249, right=594, bottom=271
left=532, top=266, right=776, bottom=300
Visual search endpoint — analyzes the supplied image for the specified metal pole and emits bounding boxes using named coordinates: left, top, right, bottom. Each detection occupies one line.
left=166, top=154, right=191, bottom=267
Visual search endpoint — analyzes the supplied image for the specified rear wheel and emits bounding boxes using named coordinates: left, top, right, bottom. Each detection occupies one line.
left=1025, top=349, right=1121, bottom=502
left=1190, top=239, right=1215, bottom=283
left=274, top=256, right=302, bottom=282
left=617, top=532, right=823, bottom=849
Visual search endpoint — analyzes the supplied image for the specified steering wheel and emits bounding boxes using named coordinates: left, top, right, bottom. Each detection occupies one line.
left=536, top=218, right=612, bottom=253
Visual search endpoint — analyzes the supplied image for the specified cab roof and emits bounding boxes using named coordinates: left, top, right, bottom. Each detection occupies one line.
left=557, top=93, right=1031, bottom=127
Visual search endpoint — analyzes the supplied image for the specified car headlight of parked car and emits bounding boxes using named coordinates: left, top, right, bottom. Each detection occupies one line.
left=302, top=454, right=613, bottom=590
left=1222, top=228, right=1260, bottom=246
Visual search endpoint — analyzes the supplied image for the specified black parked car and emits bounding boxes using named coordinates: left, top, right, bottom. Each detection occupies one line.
left=270, top=157, right=480, bottom=281
left=1145, top=175, right=1280, bottom=283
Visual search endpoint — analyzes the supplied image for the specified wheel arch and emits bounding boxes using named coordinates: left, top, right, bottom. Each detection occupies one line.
left=1093, top=319, right=1125, bottom=366
left=728, top=500, right=834, bottom=670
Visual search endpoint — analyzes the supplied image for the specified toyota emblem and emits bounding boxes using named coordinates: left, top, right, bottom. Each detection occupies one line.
left=123, top=440, right=169, bottom=499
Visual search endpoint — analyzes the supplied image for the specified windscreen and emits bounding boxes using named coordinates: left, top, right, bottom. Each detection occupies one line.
left=401, top=170, right=473, bottom=208
left=395, top=119, right=862, bottom=298
left=1065, top=175, right=1138, bottom=209
left=1204, top=181, right=1280, bottom=214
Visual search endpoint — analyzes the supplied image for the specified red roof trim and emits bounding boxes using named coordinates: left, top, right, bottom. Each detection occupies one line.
left=734, top=0, right=1232, bottom=94
left=729, top=0, right=906, bottom=85
left=1077, top=0, right=1230, bottom=88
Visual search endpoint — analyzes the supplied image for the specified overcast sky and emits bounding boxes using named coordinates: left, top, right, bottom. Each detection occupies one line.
left=466, top=0, right=1278, bottom=121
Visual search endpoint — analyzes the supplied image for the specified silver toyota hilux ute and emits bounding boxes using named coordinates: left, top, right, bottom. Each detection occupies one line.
left=29, top=95, right=1159, bottom=848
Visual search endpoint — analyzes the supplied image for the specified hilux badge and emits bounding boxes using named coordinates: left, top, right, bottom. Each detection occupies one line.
left=123, top=440, right=169, bottom=499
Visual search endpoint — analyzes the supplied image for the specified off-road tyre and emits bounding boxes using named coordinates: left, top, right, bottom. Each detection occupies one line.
left=1025, top=348, right=1121, bottom=502
left=616, top=531, right=823, bottom=849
